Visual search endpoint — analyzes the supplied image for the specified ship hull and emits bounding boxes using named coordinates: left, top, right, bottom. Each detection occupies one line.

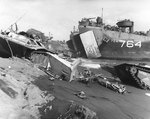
left=99, top=39, right=150, bottom=60
left=0, top=34, right=47, bottom=58
left=0, top=36, right=12, bottom=57
left=0, top=36, right=31, bottom=58
left=68, top=26, right=150, bottom=61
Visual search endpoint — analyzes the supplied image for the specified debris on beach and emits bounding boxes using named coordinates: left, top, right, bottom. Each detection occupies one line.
left=57, top=102, right=98, bottom=119
left=74, top=91, right=87, bottom=99
left=77, top=68, right=127, bottom=94
left=97, top=76, right=126, bottom=94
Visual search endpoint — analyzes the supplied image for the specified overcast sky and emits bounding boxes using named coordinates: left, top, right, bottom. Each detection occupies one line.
left=0, top=0, right=150, bottom=40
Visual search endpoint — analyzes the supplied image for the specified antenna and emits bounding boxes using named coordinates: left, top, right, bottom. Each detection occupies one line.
left=101, top=8, right=103, bottom=23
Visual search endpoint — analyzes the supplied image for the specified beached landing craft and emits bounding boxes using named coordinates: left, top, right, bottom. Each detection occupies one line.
left=67, top=17, right=150, bottom=60
left=67, top=17, right=150, bottom=89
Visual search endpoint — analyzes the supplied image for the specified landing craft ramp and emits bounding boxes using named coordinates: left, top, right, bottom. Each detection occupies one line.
left=79, top=31, right=101, bottom=58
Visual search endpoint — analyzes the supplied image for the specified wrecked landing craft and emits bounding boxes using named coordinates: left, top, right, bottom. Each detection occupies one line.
left=0, top=31, right=54, bottom=68
left=0, top=25, right=81, bottom=82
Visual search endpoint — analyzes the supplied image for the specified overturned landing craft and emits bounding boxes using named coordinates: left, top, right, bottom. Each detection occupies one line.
left=115, top=63, right=150, bottom=90
left=0, top=32, right=81, bottom=81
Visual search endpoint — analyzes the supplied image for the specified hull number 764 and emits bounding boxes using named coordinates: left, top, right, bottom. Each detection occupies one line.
left=119, top=40, right=141, bottom=48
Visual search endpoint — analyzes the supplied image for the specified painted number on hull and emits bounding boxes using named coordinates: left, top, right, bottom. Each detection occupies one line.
left=86, top=46, right=98, bottom=55
left=119, top=40, right=141, bottom=48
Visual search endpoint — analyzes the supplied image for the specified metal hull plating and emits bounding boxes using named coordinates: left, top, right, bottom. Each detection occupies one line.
left=0, top=34, right=48, bottom=58
left=68, top=26, right=150, bottom=60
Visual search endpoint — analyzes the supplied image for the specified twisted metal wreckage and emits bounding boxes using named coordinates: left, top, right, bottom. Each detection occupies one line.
left=0, top=23, right=150, bottom=95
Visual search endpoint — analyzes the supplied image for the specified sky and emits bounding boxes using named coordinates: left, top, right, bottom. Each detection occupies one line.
left=0, top=0, right=150, bottom=41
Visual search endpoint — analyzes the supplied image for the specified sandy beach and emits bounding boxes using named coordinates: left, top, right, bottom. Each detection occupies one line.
left=0, top=57, right=150, bottom=119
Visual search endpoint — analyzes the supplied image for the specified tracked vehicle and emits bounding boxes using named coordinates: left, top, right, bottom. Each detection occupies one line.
left=115, top=63, right=150, bottom=90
